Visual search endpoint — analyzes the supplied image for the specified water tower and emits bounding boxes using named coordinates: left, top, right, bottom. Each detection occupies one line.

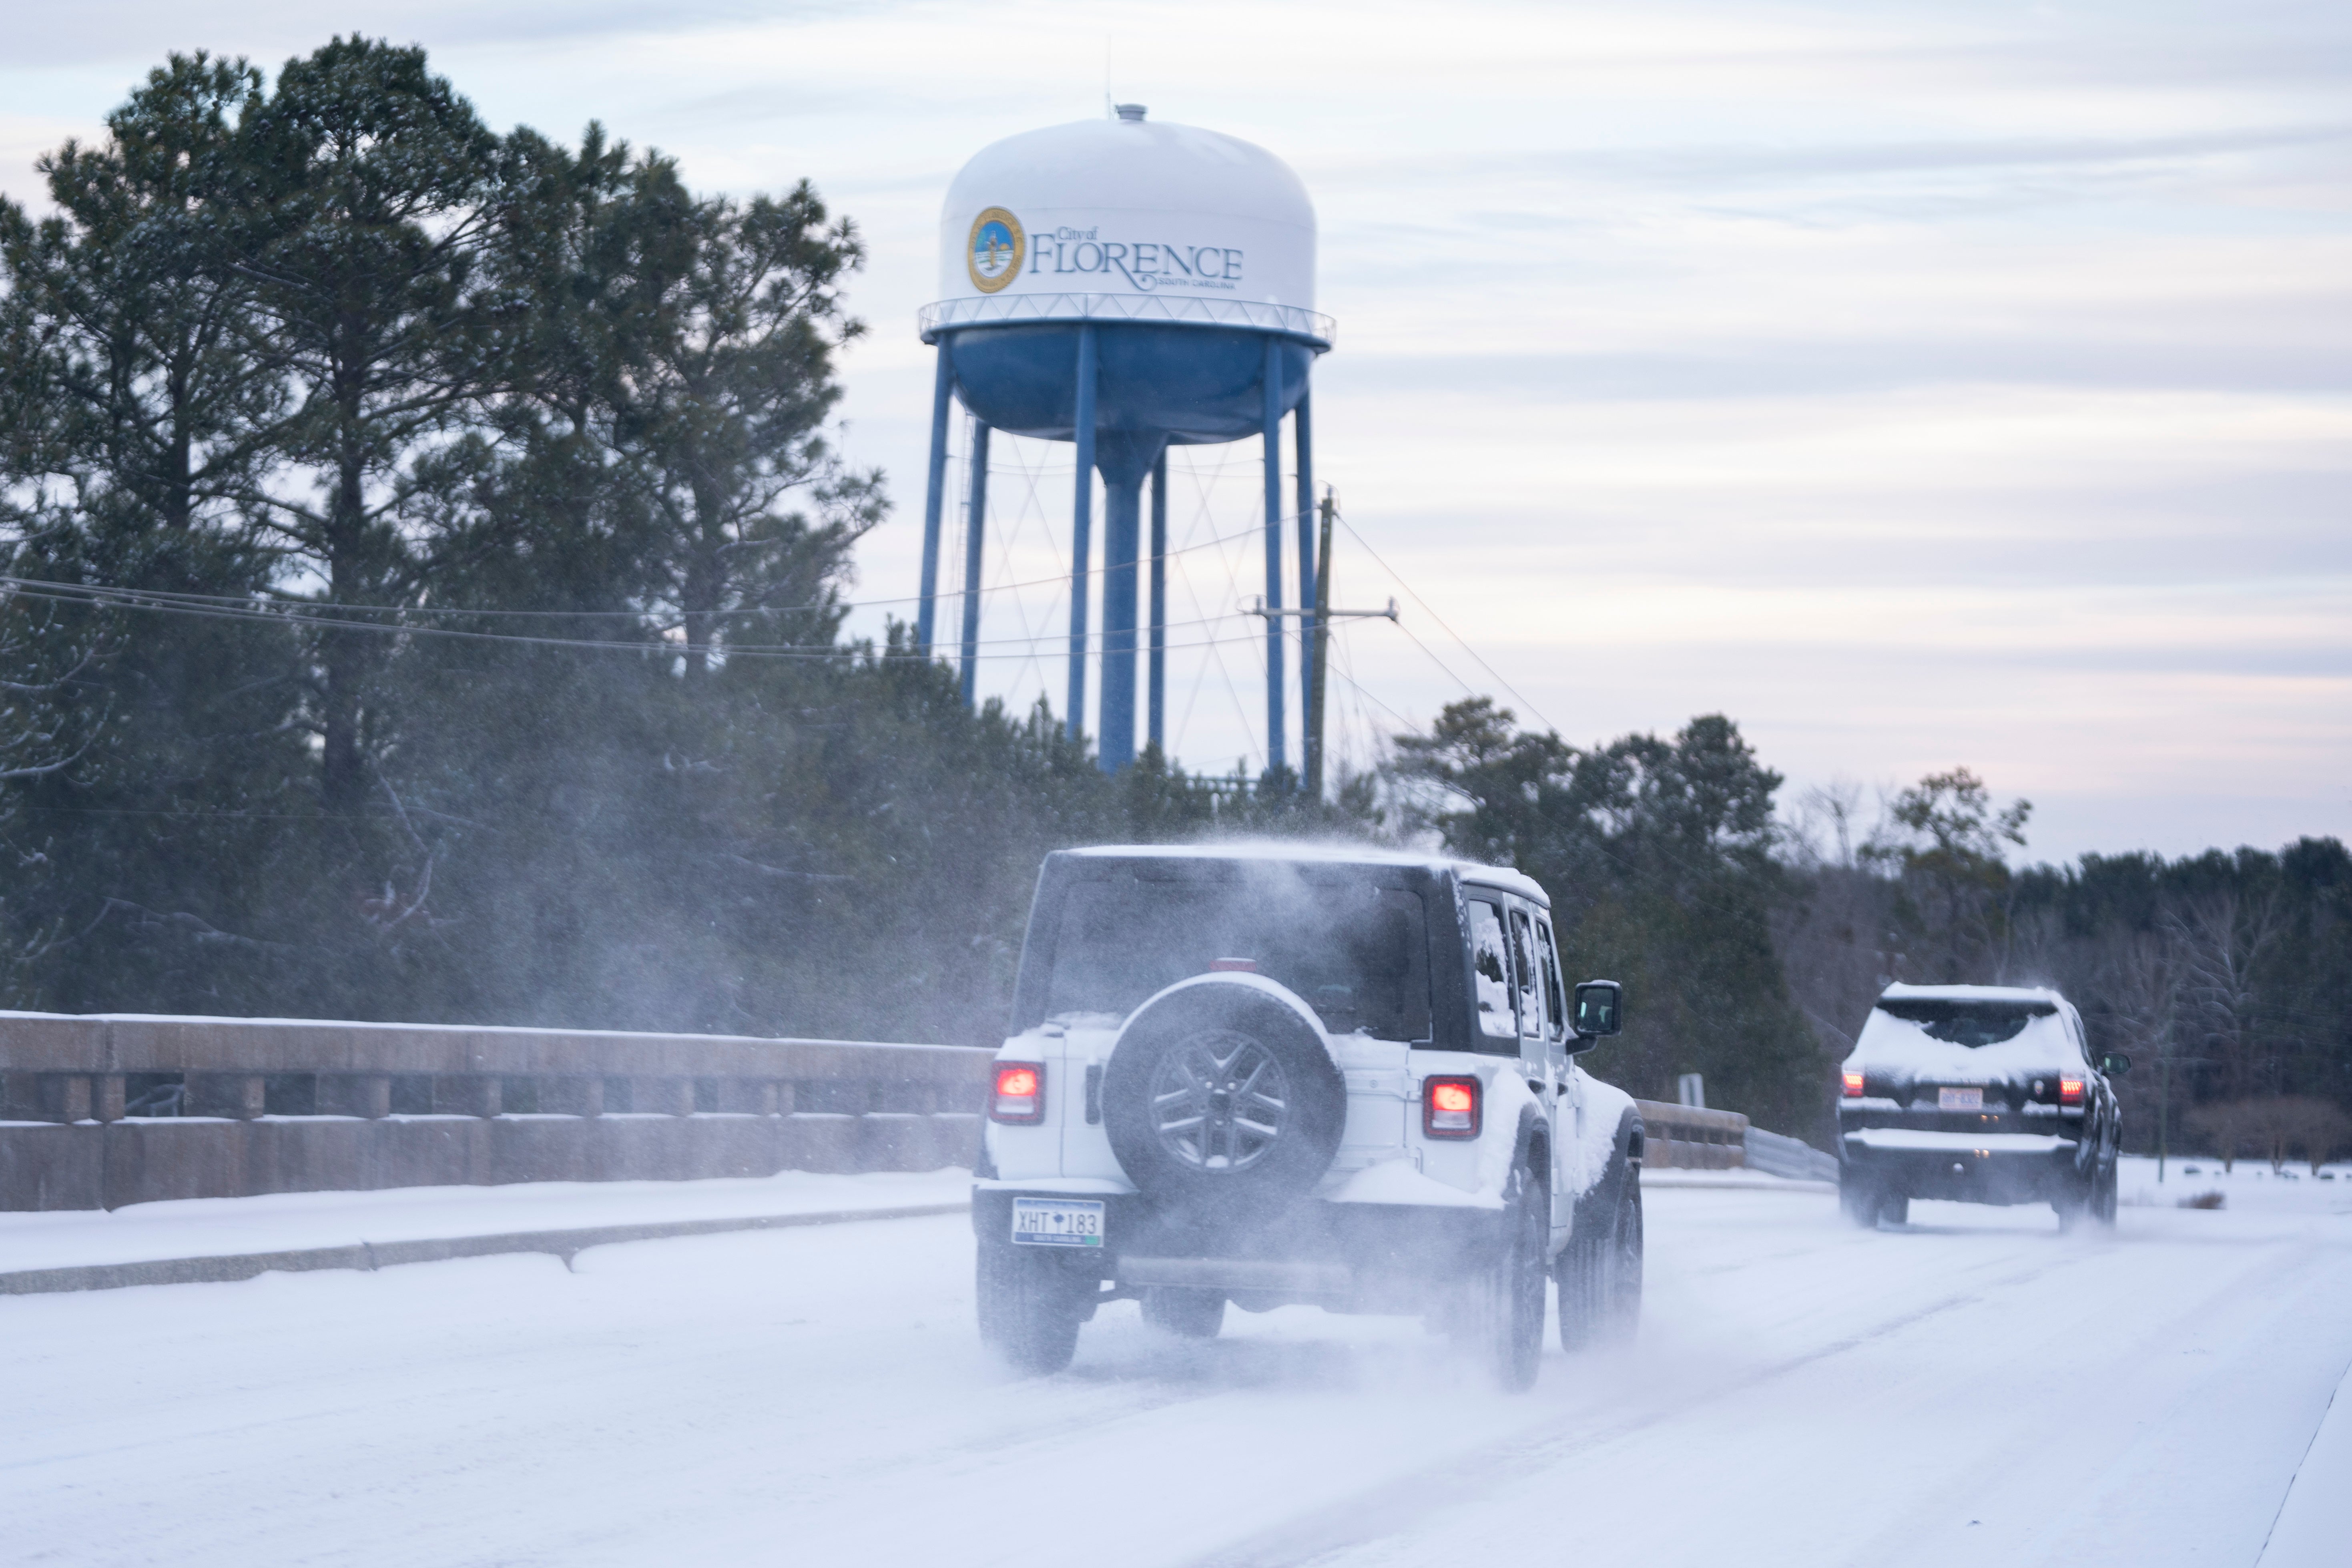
left=912, top=105, right=1333, bottom=775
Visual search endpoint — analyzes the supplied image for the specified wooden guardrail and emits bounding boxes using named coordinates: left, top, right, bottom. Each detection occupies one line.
left=0, top=1012, right=993, bottom=1212
left=1634, top=1100, right=1840, bottom=1181
left=1634, top=1100, right=1750, bottom=1170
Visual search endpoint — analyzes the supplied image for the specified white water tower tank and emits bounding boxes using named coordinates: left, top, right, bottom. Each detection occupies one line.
left=934, top=106, right=1318, bottom=328
left=914, top=106, right=1333, bottom=777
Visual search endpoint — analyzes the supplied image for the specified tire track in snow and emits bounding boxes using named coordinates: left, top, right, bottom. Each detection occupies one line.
left=1824, top=1224, right=2348, bottom=1568
left=1182, top=1243, right=2098, bottom=1568
left=1198, top=1211, right=2348, bottom=1568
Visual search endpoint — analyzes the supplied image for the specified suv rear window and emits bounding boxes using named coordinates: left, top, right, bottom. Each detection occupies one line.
left=1875, top=998, right=2055, bottom=1048
left=1044, top=877, right=1432, bottom=1041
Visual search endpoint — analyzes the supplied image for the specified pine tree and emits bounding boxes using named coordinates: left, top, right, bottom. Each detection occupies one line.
left=0, top=53, right=310, bottom=1012
left=232, top=37, right=508, bottom=817
left=1390, top=700, right=1830, bottom=1134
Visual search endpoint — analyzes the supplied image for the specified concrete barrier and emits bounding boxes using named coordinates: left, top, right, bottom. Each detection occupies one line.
left=2, top=1011, right=1844, bottom=1209
left=0, top=1011, right=995, bottom=1211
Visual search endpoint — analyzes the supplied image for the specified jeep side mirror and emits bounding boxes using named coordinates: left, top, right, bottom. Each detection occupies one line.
left=2100, top=1052, right=2131, bottom=1076
left=1572, top=980, right=1623, bottom=1042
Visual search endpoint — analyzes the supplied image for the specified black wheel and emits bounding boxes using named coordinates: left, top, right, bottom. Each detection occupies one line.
left=1605, top=1178, right=1644, bottom=1337
left=976, top=1236, right=1088, bottom=1375
left=2054, top=1178, right=2089, bottom=1234
left=1460, top=1160, right=1546, bottom=1390
left=1558, top=1166, right=1642, bottom=1351
left=2093, top=1162, right=2119, bottom=1227
left=1141, top=1287, right=1226, bottom=1339
left=1876, top=1191, right=1909, bottom=1227
left=1101, top=982, right=1345, bottom=1223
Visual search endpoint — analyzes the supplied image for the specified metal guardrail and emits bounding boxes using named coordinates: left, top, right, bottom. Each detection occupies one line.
left=1743, top=1126, right=1842, bottom=1183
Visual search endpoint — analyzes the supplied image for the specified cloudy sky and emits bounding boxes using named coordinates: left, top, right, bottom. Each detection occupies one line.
left=6, top=1, right=2347, bottom=863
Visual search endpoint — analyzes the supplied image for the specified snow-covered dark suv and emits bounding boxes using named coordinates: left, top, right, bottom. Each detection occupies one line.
left=1837, top=984, right=2131, bottom=1230
left=972, top=845, right=1645, bottom=1388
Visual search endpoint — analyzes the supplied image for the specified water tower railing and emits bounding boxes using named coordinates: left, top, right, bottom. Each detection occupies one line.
left=919, top=293, right=1334, bottom=349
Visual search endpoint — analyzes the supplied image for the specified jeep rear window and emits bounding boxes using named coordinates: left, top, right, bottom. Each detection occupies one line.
left=1875, top=998, right=2055, bottom=1048
left=1045, top=877, right=1432, bottom=1040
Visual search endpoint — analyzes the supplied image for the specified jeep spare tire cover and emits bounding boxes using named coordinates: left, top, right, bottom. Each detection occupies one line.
left=1102, top=978, right=1345, bottom=1218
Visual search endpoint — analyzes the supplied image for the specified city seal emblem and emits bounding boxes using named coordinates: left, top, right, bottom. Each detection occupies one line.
left=966, top=207, right=1024, bottom=293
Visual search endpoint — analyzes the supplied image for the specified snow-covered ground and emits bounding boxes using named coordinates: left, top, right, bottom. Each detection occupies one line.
left=6, top=1156, right=2346, bottom=1567
left=0, top=1167, right=971, bottom=1274
left=2122, top=1153, right=2352, bottom=1209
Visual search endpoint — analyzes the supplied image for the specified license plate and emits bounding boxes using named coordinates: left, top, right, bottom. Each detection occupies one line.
left=1940, top=1087, right=1984, bottom=1111
left=1011, top=1198, right=1105, bottom=1248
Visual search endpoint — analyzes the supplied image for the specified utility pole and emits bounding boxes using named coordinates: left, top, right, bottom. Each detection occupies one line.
left=1306, top=490, right=1336, bottom=799
left=1242, top=490, right=1394, bottom=798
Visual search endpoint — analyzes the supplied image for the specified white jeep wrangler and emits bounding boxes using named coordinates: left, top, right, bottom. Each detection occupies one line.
left=973, top=845, right=1645, bottom=1388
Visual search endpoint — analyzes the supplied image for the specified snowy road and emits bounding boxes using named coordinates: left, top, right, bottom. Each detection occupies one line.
left=9, top=1161, right=2348, bottom=1568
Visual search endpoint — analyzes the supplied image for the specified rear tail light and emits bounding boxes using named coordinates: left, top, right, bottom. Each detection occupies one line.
left=990, top=1062, right=1044, bottom=1124
left=1423, top=1076, right=1481, bottom=1139
left=2059, top=1076, right=2084, bottom=1106
left=1842, top=1070, right=1865, bottom=1098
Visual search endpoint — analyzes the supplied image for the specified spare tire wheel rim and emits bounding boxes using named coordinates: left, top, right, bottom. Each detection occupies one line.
left=1151, top=1030, right=1290, bottom=1172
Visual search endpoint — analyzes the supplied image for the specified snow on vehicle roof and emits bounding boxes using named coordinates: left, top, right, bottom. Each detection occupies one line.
left=1849, top=982, right=2082, bottom=1073
left=1878, top=983, right=2066, bottom=1007
left=1061, top=842, right=1550, bottom=903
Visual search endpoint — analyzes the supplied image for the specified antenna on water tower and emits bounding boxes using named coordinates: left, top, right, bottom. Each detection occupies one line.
left=913, top=108, right=1333, bottom=781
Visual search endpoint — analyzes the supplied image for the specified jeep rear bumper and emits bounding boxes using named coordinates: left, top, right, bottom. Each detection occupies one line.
left=972, top=1187, right=1508, bottom=1309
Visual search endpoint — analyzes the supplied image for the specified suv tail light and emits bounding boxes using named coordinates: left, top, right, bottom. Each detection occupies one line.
left=2059, top=1076, right=2084, bottom=1106
left=1842, top=1070, right=1865, bottom=1098
left=990, top=1062, right=1044, bottom=1124
left=1423, top=1076, right=1481, bottom=1139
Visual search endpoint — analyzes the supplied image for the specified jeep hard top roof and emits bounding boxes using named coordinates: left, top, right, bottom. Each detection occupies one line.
left=1060, top=842, right=1549, bottom=907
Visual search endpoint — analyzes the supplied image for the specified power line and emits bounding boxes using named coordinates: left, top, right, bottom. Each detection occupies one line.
left=0, top=575, right=1256, bottom=652
left=1309, top=577, right=1775, bottom=922
left=1390, top=618, right=1485, bottom=712
left=0, top=576, right=1276, bottom=663
left=1335, top=515, right=1557, bottom=735
left=8, top=805, right=351, bottom=821
left=0, top=520, right=1271, bottom=625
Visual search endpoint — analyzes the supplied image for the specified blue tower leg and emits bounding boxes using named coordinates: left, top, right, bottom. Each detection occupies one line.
left=1100, top=474, right=1141, bottom=772
left=959, top=420, right=990, bottom=708
left=1261, top=336, right=1287, bottom=777
left=1067, top=325, right=1097, bottom=745
left=1292, top=387, right=1315, bottom=784
left=917, top=344, right=953, bottom=655
left=1147, top=451, right=1168, bottom=755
